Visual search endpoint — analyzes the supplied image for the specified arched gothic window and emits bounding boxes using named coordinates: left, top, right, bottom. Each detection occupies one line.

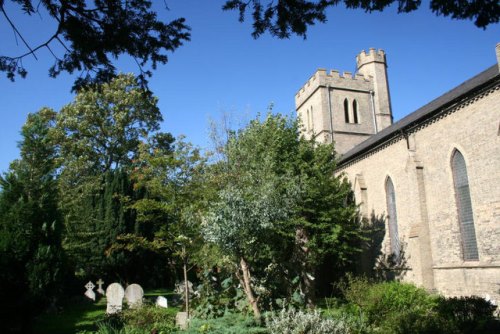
left=352, top=99, right=359, bottom=124
left=385, top=177, right=400, bottom=260
left=306, top=109, right=311, bottom=130
left=310, top=106, right=314, bottom=132
left=451, top=150, right=479, bottom=261
left=344, top=98, right=350, bottom=123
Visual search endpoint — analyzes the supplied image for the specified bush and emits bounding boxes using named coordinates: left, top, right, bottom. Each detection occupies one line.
left=342, top=278, right=455, bottom=333
left=437, top=296, right=499, bottom=334
left=185, top=312, right=267, bottom=333
left=266, top=308, right=352, bottom=334
left=89, top=304, right=177, bottom=334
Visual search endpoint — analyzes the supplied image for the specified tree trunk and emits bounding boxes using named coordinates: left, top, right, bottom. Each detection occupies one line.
left=183, top=246, right=189, bottom=318
left=296, top=226, right=316, bottom=308
left=239, top=257, right=261, bottom=320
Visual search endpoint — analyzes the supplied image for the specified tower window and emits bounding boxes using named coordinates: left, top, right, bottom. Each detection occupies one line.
left=451, top=150, right=479, bottom=261
left=385, top=177, right=400, bottom=260
left=306, top=108, right=311, bottom=130
left=310, top=106, right=314, bottom=132
left=353, top=99, right=359, bottom=124
left=344, top=98, right=350, bottom=123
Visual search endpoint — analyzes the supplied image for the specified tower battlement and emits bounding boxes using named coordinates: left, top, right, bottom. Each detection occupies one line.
left=295, top=47, right=393, bottom=153
left=356, top=48, right=386, bottom=69
left=295, top=68, right=373, bottom=107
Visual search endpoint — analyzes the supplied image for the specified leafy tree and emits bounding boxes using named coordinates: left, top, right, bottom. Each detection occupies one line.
left=0, top=108, right=65, bottom=332
left=203, top=113, right=360, bottom=317
left=0, top=0, right=190, bottom=90
left=54, top=74, right=165, bottom=278
left=2, top=1, right=496, bottom=89
left=110, top=136, right=207, bottom=315
left=223, top=0, right=499, bottom=38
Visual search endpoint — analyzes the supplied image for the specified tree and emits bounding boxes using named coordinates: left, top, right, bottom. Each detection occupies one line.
left=54, top=74, right=165, bottom=278
left=0, top=0, right=190, bottom=90
left=203, top=113, right=360, bottom=317
left=223, top=0, right=499, bottom=38
left=0, top=108, right=65, bottom=332
left=2, top=1, right=496, bottom=90
left=112, top=136, right=207, bottom=316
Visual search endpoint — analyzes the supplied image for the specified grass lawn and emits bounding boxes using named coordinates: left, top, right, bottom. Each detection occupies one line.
left=33, top=288, right=174, bottom=334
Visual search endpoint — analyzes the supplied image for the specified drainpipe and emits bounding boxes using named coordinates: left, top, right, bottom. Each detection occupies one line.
left=327, top=85, right=334, bottom=144
left=370, top=90, right=378, bottom=133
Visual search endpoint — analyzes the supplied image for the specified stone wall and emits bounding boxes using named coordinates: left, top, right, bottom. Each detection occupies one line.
left=337, top=84, right=500, bottom=302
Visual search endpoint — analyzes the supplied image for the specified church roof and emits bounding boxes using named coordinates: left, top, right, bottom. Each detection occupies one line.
left=338, top=64, right=500, bottom=167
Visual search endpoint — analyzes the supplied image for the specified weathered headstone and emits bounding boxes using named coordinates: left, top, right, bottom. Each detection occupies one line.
left=96, top=279, right=105, bottom=295
left=124, top=283, right=144, bottom=309
left=106, top=283, right=125, bottom=314
left=156, top=296, right=168, bottom=308
left=175, top=311, right=189, bottom=330
left=84, top=281, right=96, bottom=301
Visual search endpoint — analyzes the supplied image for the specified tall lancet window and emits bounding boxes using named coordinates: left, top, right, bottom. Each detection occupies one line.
left=385, top=177, right=400, bottom=260
left=451, top=150, right=479, bottom=261
left=306, top=109, right=311, bottom=131
left=352, top=99, right=359, bottom=124
left=344, top=98, right=350, bottom=123
left=309, top=106, right=314, bottom=132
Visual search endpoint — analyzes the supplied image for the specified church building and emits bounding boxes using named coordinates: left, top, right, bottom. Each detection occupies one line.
left=295, top=44, right=500, bottom=303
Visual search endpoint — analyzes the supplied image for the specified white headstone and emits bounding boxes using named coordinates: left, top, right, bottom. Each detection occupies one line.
left=124, top=283, right=144, bottom=309
left=175, top=311, right=189, bottom=330
left=96, top=279, right=105, bottom=295
left=106, top=283, right=125, bottom=314
left=156, top=296, right=168, bottom=308
left=84, top=281, right=96, bottom=301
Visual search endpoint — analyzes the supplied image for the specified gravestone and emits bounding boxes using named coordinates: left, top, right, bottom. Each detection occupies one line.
left=175, top=311, right=189, bottom=330
left=96, top=279, right=105, bottom=295
left=156, top=296, right=168, bottom=308
left=124, top=283, right=144, bottom=309
left=84, top=281, right=96, bottom=301
left=106, top=283, right=125, bottom=314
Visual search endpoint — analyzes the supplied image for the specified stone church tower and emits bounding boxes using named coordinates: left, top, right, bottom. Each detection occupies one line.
left=295, top=48, right=393, bottom=155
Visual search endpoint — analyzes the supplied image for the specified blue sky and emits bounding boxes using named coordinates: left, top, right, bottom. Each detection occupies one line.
left=1, top=1, right=499, bottom=173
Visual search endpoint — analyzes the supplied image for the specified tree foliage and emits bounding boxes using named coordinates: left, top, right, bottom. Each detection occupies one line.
left=1, top=1, right=496, bottom=90
left=203, top=113, right=360, bottom=316
left=224, top=0, right=499, bottom=38
left=54, top=74, right=166, bottom=280
left=0, top=0, right=190, bottom=90
left=0, top=108, right=65, bottom=332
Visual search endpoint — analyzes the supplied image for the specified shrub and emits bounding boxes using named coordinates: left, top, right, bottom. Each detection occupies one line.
left=266, top=308, right=352, bottom=334
left=88, top=304, right=176, bottom=334
left=344, top=279, right=435, bottom=320
left=185, top=312, right=267, bottom=333
left=342, top=278, right=456, bottom=333
left=437, top=295, right=499, bottom=334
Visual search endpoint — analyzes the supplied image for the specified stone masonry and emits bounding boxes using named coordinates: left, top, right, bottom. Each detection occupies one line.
left=297, top=44, right=500, bottom=304
left=295, top=48, right=393, bottom=155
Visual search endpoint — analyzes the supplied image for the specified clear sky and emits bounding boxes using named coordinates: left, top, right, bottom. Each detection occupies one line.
left=1, top=1, right=499, bottom=173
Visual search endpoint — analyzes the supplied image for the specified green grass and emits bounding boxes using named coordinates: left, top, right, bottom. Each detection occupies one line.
left=33, top=296, right=107, bottom=334
left=33, top=288, right=173, bottom=334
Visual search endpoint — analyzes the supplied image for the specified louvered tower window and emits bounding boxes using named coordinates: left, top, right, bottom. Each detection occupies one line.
left=385, top=177, right=400, bottom=260
left=352, top=99, right=359, bottom=124
left=451, top=150, right=479, bottom=261
left=344, top=98, right=350, bottom=123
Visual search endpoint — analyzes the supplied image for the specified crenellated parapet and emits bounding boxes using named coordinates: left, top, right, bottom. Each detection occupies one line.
left=356, top=48, right=386, bottom=69
left=295, top=68, right=373, bottom=108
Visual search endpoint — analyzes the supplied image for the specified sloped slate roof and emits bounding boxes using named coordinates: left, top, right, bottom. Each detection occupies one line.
left=338, top=64, right=500, bottom=167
